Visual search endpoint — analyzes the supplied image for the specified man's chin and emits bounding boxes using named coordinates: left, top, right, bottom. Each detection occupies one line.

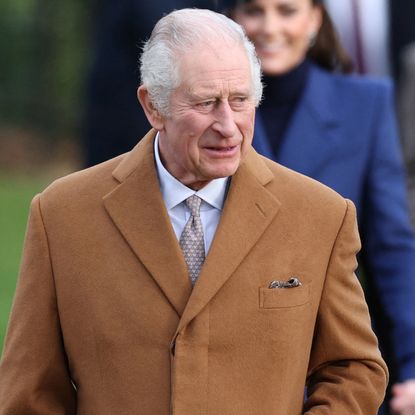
left=204, top=160, right=240, bottom=179
left=207, top=168, right=238, bottom=181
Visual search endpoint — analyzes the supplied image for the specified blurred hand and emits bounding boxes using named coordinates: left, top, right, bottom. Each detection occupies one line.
left=391, top=380, right=415, bottom=415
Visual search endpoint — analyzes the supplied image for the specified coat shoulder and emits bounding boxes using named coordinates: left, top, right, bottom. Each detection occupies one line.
left=38, top=154, right=126, bottom=213
left=260, top=154, right=351, bottom=217
left=313, top=64, right=394, bottom=100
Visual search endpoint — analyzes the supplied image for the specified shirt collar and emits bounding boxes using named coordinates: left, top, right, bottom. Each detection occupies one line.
left=154, top=133, right=229, bottom=211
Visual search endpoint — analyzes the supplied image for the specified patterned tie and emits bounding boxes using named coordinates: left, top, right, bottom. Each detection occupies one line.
left=179, top=195, right=205, bottom=285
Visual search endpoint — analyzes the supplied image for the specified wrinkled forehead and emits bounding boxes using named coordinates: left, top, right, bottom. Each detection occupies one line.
left=175, top=39, right=253, bottom=88
left=175, top=34, right=247, bottom=62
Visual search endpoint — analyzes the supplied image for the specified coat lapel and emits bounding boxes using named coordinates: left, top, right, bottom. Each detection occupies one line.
left=176, top=149, right=281, bottom=333
left=104, top=131, right=281, bottom=329
left=254, top=65, right=340, bottom=178
left=103, top=131, right=191, bottom=317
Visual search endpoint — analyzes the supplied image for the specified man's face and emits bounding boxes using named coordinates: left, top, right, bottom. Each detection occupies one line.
left=158, top=42, right=256, bottom=190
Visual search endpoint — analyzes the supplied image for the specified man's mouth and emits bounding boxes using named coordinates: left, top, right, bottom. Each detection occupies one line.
left=203, top=145, right=239, bottom=157
left=206, top=146, right=236, bottom=151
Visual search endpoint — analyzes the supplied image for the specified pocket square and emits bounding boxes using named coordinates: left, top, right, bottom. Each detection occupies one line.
left=268, top=277, right=302, bottom=289
left=260, top=279, right=310, bottom=309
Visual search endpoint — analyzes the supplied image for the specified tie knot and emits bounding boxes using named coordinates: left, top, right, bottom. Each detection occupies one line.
left=185, top=195, right=202, bottom=217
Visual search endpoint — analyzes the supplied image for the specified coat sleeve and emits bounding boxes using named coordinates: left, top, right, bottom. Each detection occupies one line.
left=0, top=195, right=76, bottom=414
left=304, top=199, right=388, bottom=414
left=361, top=80, right=415, bottom=381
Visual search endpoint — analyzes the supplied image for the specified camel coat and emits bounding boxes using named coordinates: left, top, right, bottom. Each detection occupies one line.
left=0, top=130, right=387, bottom=414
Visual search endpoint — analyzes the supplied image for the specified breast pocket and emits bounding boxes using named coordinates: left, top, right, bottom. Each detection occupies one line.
left=259, top=283, right=310, bottom=309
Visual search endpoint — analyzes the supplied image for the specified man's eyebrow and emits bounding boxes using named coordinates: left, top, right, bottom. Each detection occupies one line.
left=189, top=92, right=217, bottom=100
left=188, top=89, right=252, bottom=100
left=230, top=88, right=251, bottom=96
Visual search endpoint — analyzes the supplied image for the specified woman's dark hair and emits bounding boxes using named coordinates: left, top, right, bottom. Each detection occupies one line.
left=309, top=0, right=353, bottom=73
left=224, top=0, right=354, bottom=74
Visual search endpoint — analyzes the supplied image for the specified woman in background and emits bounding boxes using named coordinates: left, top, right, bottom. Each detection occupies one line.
left=222, top=0, right=415, bottom=413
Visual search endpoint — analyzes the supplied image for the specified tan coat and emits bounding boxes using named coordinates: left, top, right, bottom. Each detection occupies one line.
left=0, top=130, right=387, bottom=414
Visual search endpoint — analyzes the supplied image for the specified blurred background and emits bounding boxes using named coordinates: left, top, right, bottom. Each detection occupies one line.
left=0, top=0, right=95, bottom=351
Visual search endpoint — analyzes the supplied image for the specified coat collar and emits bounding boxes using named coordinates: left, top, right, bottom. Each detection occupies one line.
left=254, top=64, right=341, bottom=177
left=104, top=130, right=192, bottom=317
left=104, top=130, right=281, bottom=331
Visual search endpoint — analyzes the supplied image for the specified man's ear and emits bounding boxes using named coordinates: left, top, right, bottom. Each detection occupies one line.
left=137, top=85, right=165, bottom=130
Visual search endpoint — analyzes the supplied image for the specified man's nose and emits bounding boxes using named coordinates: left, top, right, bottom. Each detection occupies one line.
left=212, top=101, right=237, bottom=137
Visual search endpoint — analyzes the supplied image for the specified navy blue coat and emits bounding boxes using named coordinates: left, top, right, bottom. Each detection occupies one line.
left=254, top=64, right=415, bottom=384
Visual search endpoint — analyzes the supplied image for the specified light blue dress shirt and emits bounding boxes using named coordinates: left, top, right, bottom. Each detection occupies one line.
left=154, top=134, right=229, bottom=254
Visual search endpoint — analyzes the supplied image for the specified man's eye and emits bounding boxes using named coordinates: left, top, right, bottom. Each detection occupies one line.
left=197, top=101, right=215, bottom=109
left=231, top=97, right=248, bottom=107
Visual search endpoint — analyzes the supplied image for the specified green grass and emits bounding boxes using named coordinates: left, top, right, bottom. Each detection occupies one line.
left=0, top=174, right=49, bottom=353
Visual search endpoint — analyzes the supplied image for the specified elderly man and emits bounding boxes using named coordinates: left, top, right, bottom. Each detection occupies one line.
left=0, top=9, right=387, bottom=414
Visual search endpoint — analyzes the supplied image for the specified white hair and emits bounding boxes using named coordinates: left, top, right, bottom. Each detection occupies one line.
left=139, top=8, right=263, bottom=116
